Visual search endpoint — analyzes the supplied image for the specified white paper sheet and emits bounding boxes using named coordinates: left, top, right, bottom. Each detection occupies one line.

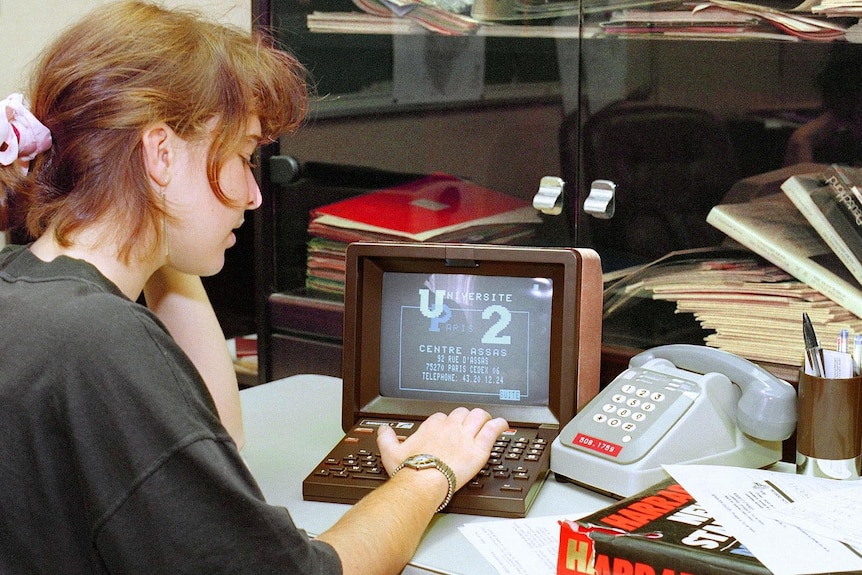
left=765, top=481, right=862, bottom=550
left=459, top=514, right=581, bottom=575
left=665, top=464, right=862, bottom=575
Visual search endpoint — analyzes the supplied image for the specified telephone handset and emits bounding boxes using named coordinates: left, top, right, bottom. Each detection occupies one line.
left=550, top=344, right=797, bottom=498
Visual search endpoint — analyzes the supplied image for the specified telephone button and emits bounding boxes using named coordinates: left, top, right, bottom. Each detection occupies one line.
left=593, top=414, right=608, bottom=423
left=626, top=398, right=641, bottom=408
left=621, top=384, right=637, bottom=394
left=641, top=403, right=656, bottom=412
left=616, top=408, right=632, bottom=418
left=631, top=412, right=646, bottom=422
left=621, top=422, right=636, bottom=432
left=635, top=388, right=650, bottom=398
left=602, top=403, right=616, bottom=413
left=611, top=393, right=627, bottom=403
left=651, top=392, right=667, bottom=402
left=608, top=418, right=622, bottom=427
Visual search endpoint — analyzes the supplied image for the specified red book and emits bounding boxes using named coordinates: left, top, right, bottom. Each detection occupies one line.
left=557, top=478, right=771, bottom=575
left=308, top=173, right=541, bottom=243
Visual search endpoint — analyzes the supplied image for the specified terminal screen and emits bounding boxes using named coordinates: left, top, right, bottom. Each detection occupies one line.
left=378, top=271, right=552, bottom=407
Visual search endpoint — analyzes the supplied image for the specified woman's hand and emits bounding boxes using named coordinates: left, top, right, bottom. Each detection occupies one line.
left=318, top=408, right=509, bottom=575
left=377, top=407, right=509, bottom=491
left=784, top=111, right=845, bottom=166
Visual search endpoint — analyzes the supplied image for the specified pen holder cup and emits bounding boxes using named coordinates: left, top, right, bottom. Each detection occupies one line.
left=796, top=370, right=862, bottom=480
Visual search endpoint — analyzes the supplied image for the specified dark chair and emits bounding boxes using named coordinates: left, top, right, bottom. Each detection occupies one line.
left=562, top=102, right=740, bottom=266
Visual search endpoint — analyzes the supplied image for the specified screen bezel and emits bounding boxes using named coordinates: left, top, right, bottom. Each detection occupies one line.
left=341, top=242, right=588, bottom=431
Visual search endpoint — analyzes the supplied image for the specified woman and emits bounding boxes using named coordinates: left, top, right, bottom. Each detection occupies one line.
left=0, top=2, right=508, bottom=574
left=784, top=44, right=862, bottom=167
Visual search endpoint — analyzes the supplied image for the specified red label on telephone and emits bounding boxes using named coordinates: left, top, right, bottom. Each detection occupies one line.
left=572, top=433, right=622, bottom=457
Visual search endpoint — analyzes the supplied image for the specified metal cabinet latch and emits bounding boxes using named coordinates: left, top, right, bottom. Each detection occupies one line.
left=532, top=176, right=564, bottom=215
left=584, top=179, right=616, bottom=219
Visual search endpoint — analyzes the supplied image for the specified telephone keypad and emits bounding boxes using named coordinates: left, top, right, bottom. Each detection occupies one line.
left=571, top=366, right=698, bottom=464
left=596, top=381, right=676, bottom=434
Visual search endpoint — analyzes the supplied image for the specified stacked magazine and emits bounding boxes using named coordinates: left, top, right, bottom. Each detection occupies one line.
left=707, top=165, right=862, bottom=315
left=598, top=1, right=847, bottom=41
left=603, top=247, right=862, bottom=378
left=700, top=164, right=862, bottom=371
left=308, top=0, right=480, bottom=35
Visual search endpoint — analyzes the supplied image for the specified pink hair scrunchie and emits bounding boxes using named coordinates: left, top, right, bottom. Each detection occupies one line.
left=0, top=93, right=52, bottom=174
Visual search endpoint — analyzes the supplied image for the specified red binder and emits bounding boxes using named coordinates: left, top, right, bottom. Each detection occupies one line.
left=308, top=173, right=540, bottom=243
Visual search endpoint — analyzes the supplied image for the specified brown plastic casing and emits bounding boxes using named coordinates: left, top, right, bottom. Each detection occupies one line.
left=340, top=242, right=603, bottom=433
left=302, top=241, right=603, bottom=517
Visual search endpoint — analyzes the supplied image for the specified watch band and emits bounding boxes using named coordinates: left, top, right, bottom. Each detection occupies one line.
left=392, top=454, right=457, bottom=513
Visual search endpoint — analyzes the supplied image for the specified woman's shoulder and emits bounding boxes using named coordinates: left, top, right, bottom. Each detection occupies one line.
left=2, top=251, right=173, bottom=368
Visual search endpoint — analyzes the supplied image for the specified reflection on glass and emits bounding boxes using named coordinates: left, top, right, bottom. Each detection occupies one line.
left=783, top=44, right=862, bottom=167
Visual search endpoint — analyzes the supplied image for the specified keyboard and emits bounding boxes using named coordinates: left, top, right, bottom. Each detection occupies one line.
left=302, top=418, right=557, bottom=518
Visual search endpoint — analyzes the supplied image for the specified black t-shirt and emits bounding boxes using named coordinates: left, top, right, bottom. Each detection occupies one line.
left=0, top=245, right=341, bottom=574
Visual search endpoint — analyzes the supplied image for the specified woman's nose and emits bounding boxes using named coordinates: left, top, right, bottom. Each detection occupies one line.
left=248, top=174, right=262, bottom=210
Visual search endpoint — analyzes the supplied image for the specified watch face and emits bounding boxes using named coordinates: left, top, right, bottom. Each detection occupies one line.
left=408, top=455, right=436, bottom=469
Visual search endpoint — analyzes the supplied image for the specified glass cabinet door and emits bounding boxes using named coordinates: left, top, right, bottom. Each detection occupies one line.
left=577, top=18, right=847, bottom=268
left=264, top=0, right=858, bottom=262
left=574, top=4, right=861, bottom=355
left=254, top=0, right=862, bottom=380
left=264, top=0, right=581, bottom=248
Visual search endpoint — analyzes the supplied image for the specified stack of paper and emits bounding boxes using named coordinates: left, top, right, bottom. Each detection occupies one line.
left=699, top=0, right=847, bottom=40
left=599, top=4, right=794, bottom=40
left=666, top=465, right=862, bottom=575
left=600, top=0, right=848, bottom=41
left=307, top=12, right=422, bottom=34
left=604, top=247, right=862, bottom=374
left=660, top=271, right=862, bottom=369
left=810, top=0, right=862, bottom=17
left=347, top=0, right=480, bottom=35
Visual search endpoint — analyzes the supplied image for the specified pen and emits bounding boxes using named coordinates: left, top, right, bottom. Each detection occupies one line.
left=839, top=329, right=850, bottom=354
left=854, top=334, right=862, bottom=376
left=802, top=312, right=826, bottom=378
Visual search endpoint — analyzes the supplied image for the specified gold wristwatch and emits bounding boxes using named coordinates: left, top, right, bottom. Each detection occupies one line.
left=392, top=454, right=457, bottom=513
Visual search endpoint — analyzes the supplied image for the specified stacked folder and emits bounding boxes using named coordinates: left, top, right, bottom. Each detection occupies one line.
left=305, top=172, right=542, bottom=295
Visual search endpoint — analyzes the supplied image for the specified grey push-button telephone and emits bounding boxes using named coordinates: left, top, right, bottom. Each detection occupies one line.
left=551, top=344, right=797, bottom=498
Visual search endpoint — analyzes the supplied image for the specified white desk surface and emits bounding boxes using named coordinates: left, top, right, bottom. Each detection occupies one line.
left=240, top=374, right=614, bottom=575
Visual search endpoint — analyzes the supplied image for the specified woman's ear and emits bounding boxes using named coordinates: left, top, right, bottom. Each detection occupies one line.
left=141, top=123, right=173, bottom=187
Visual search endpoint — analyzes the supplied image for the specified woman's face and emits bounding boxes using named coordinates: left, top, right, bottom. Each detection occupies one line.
left=164, top=115, right=262, bottom=277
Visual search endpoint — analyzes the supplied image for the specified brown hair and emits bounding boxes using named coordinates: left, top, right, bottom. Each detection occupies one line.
left=2, top=0, right=308, bottom=261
